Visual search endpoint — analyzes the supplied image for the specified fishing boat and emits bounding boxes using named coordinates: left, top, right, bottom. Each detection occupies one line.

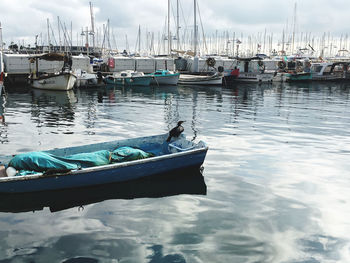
left=30, top=72, right=77, bottom=91
left=311, top=62, right=350, bottom=81
left=178, top=72, right=223, bottom=85
left=104, top=70, right=152, bottom=86
left=149, top=70, right=180, bottom=85
left=0, top=133, right=208, bottom=193
left=232, top=58, right=274, bottom=83
left=285, top=72, right=312, bottom=82
left=280, top=59, right=312, bottom=82
left=28, top=53, right=77, bottom=91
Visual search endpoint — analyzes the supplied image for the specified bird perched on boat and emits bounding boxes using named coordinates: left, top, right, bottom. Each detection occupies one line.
left=167, top=121, right=185, bottom=142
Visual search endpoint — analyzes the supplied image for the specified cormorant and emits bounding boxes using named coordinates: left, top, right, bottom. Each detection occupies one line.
left=167, top=121, right=185, bottom=142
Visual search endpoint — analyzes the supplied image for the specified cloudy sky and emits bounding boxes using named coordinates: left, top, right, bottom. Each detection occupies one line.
left=1, top=0, right=349, bottom=51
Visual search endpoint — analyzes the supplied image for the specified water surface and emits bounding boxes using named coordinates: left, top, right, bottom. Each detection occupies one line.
left=0, top=82, right=350, bottom=262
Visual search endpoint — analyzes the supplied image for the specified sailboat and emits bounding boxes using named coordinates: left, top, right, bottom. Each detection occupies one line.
left=177, top=0, right=223, bottom=85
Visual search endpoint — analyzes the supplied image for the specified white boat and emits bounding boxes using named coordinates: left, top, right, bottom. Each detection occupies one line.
left=150, top=70, right=180, bottom=85
left=74, top=69, right=103, bottom=87
left=30, top=72, right=77, bottom=91
left=311, top=62, right=350, bottom=81
left=104, top=70, right=152, bottom=86
left=29, top=53, right=77, bottom=91
left=233, top=58, right=273, bottom=83
left=178, top=72, right=223, bottom=85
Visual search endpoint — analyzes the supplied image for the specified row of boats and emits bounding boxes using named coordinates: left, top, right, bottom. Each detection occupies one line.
left=34, top=59, right=350, bottom=91
left=4, top=51, right=350, bottom=91
left=29, top=68, right=223, bottom=91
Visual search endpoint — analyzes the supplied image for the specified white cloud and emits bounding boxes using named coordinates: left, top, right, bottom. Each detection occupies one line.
left=1, top=0, right=349, bottom=50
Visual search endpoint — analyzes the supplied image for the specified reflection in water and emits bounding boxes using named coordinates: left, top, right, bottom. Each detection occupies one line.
left=0, top=82, right=350, bottom=262
left=0, top=94, right=7, bottom=144
left=0, top=168, right=206, bottom=213
left=30, top=89, right=77, bottom=129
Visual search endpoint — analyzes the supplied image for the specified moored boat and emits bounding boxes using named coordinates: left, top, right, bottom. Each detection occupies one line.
left=149, top=69, right=180, bottom=85
left=74, top=69, right=104, bottom=87
left=231, top=58, right=273, bottom=83
left=0, top=133, right=208, bottom=193
left=178, top=72, right=223, bottom=85
left=104, top=70, right=152, bottom=86
left=285, top=72, right=312, bottom=82
left=30, top=72, right=77, bottom=91
left=311, top=62, right=350, bottom=81
left=28, top=53, right=77, bottom=90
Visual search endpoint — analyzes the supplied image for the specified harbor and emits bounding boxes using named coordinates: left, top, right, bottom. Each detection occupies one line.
left=1, top=1, right=350, bottom=262
left=1, top=82, right=350, bottom=261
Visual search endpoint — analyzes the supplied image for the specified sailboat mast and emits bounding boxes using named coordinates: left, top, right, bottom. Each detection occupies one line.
left=194, top=0, right=197, bottom=56
left=47, top=18, right=51, bottom=53
left=138, top=25, right=141, bottom=54
left=291, top=2, right=297, bottom=54
left=0, top=22, right=3, bottom=52
left=90, top=2, right=95, bottom=50
left=168, top=0, right=171, bottom=55
left=176, top=0, right=180, bottom=50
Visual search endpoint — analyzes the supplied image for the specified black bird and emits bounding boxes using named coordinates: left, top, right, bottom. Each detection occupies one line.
left=166, top=121, right=185, bottom=142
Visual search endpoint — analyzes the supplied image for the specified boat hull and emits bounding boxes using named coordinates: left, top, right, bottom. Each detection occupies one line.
left=178, top=74, right=223, bottom=85
left=31, top=73, right=77, bottom=91
left=105, top=76, right=152, bottom=86
left=234, top=72, right=274, bottom=83
left=151, top=74, right=180, bottom=85
left=285, top=72, right=312, bottom=82
left=0, top=134, right=208, bottom=193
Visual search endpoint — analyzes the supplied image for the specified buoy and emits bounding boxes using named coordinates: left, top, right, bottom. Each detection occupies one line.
left=6, top=167, right=17, bottom=177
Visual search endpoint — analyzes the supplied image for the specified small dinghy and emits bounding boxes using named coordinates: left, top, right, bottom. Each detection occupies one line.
left=0, top=133, right=208, bottom=193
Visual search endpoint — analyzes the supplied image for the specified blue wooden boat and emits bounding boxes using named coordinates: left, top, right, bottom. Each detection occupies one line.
left=104, top=70, right=152, bottom=86
left=0, top=134, right=208, bottom=193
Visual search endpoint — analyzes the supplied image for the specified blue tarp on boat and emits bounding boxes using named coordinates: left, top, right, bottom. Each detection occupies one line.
left=8, top=147, right=154, bottom=175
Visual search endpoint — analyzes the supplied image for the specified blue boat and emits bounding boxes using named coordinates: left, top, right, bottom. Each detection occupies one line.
left=149, top=70, right=180, bottom=85
left=104, top=70, right=152, bottom=86
left=0, top=134, right=208, bottom=193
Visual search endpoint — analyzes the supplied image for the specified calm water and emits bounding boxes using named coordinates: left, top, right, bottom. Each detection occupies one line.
left=0, top=82, right=350, bottom=262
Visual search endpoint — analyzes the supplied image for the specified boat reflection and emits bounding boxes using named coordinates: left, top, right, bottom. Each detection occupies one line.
left=0, top=168, right=206, bottom=213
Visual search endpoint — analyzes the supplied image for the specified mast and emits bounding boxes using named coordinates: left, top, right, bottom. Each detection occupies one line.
left=193, top=0, right=199, bottom=72
left=47, top=18, right=51, bottom=53
left=58, top=17, right=61, bottom=52
left=176, top=0, right=180, bottom=50
left=291, top=2, right=297, bottom=54
left=90, top=2, right=96, bottom=51
left=282, top=28, right=285, bottom=55
left=138, top=25, right=141, bottom=54
left=0, top=22, right=3, bottom=52
left=168, top=0, right=171, bottom=55
left=194, top=0, right=197, bottom=56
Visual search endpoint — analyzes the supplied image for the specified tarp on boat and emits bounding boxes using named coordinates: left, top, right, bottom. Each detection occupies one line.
left=8, top=147, right=154, bottom=176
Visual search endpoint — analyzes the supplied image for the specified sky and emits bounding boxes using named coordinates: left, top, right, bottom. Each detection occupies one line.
left=1, top=0, right=349, bottom=53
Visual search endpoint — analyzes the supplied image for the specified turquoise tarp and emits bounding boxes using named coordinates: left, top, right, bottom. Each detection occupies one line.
left=8, top=147, right=154, bottom=176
